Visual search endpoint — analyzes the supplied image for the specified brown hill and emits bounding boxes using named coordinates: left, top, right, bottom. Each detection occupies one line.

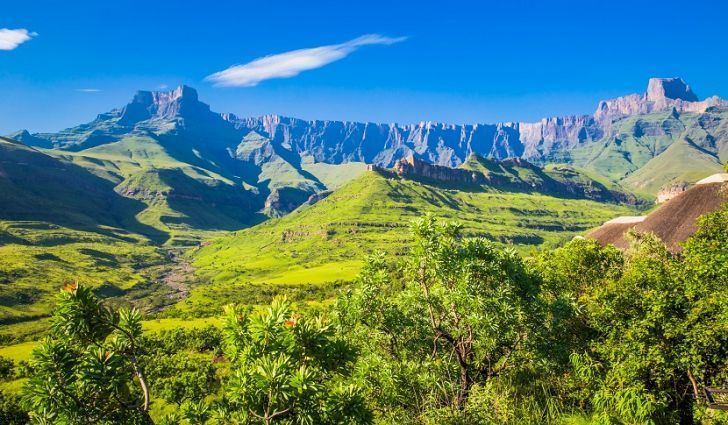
left=588, top=180, right=727, bottom=252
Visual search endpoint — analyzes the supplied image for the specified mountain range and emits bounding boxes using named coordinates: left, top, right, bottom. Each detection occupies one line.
left=7, top=77, right=727, bottom=222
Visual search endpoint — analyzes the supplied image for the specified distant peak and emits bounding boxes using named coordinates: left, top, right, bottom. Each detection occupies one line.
left=129, top=85, right=199, bottom=106
left=646, top=77, right=699, bottom=102
left=5, top=129, right=53, bottom=148
left=120, top=84, right=209, bottom=125
left=13, top=129, right=32, bottom=138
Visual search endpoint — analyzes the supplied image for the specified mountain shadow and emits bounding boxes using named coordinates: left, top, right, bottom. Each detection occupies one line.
left=0, top=137, right=166, bottom=243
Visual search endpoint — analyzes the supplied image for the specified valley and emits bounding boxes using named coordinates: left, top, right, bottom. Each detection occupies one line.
left=2, top=77, right=726, bottom=338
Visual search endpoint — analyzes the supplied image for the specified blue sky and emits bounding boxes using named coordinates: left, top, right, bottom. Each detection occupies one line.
left=1, top=0, right=727, bottom=134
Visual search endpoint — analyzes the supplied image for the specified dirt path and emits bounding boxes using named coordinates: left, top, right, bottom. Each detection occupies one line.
left=158, top=249, right=194, bottom=301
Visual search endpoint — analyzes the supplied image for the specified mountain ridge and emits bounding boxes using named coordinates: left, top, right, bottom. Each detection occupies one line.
left=8, top=77, right=727, bottom=213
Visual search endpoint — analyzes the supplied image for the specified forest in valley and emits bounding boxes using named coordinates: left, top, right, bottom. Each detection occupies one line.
left=1, top=203, right=726, bottom=425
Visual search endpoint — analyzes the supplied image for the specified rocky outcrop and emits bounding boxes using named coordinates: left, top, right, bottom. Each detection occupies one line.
left=393, top=154, right=485, bottom=184
left=646, top=77, right=698, bottom=102
left=594, top=78, right=725, bottom=124
left=656, top=181, right=690, bottom=204
left=264, top=187, right=314, bottom=217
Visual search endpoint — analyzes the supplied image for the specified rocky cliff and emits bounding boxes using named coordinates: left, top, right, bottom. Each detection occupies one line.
left=594, top=78, right=724, bottom=124
left=383, top=154, right=641, bottom=205
left=232, top=77, right=725, bottom=167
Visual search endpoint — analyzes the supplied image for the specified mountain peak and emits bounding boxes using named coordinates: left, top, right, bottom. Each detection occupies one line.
left=120, top=85, right=209, bottom=125
left=593, top=77, right=721, bottom=123
left=5, top=129, right=53, bottom=148
left=646, top=77, right=699, bottom=102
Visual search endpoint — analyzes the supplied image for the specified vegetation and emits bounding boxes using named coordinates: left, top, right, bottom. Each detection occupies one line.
left=1, top=201, right=724, bottom=424
left=23, top=283, right=153, bottom=424
left=563, top=110, right=726, bottom=195
left=187, top=170, right=634, bottom=316
left=0, top=221, right=167, bottom=342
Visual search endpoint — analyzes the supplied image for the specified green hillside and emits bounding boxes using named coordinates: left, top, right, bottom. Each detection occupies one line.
left=185, top=170, right=635, bottom=315
left=0, top=137, right=159, bottom=236
left=459, top=154, right=643, bottom=204
left=0, top=137, right=171, bottom=341
left=0, top=221, right=166, bottom=341
left=621, top=137, right=724, bottom=195
left=566, top=110, right=727, bottom=193
left=48, top=134, right=264, bottom=245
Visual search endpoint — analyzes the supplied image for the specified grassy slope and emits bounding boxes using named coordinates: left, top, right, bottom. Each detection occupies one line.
left=0, top=138, right=172, bottom=337
left=185, top=171, right=634, bottom=315
left=50, top=135, right=262, bottom=245
left=300, top=156, right=368, bottom=190
left=621, top=138, right=724, bottom=195
left=0, top=136, right=371, bottom=336
left=567, top=111, right=726, bottom=193
left=0, top=221, right=166, bottom=339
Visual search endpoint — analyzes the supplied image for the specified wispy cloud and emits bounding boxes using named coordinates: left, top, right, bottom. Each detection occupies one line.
left=76, top=88, right=102, bottom=93
left=0, top=28, right=37, bottom=51
left=206, top=34, right=407, bottom=87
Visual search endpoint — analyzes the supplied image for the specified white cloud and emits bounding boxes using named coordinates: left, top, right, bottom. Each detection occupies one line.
left=206, top=34, right=407, bottom=87
left=76, top=88, right=102, bottom=93
left=0, top=28, right=37, bottom=51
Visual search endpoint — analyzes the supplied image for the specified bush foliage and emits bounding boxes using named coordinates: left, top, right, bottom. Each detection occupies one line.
left=14, top=206, right=728, bottom=424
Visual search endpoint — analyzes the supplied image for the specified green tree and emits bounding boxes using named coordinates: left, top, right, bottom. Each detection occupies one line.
left=23, top=283, right=153, bottom=424
left=677, top=204, right=728, bottom=422
left=531, top=237, right=623, bottom=364
left=577, top=216, right=728, bottom=424
left=221, top=297, right=371, bottom=425
left=337, top=215, right=543, bottom=421
left=145, top=353, right=218, bottom=407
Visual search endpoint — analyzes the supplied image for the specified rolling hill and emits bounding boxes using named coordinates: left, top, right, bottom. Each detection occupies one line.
left=184, top=168, right=636, bottom=315
left=0, top=137, right=169, bottom=341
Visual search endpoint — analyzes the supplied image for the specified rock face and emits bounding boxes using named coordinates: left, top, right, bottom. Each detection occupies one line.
left=393, top=154, right=485, bottom=184
left=14, top=78, right=726, bottom=168
left=594, top=78, right=723, bottom=124
left=119, top=85, right=209, bottom=125
left=231, top=77, right=725, bottom=167
left=646, top=77, right=698, bottom=102
left=20, top=78, right=724, bottom=169
left=656, top=181, right=690, bottom=204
